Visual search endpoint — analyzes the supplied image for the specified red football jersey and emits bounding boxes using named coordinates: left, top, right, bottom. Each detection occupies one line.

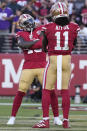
left=43, top=22, right=80, bottom=56
left=17, top=27, right=46, bottom=69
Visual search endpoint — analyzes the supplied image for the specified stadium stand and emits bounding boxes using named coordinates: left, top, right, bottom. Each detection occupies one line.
left=0, top=0, right=86, bottom=54
left=0, top=33, right=22, bottom=53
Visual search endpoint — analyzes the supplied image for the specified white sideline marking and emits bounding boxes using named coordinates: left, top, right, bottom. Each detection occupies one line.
left=0, top=103, right=41, bottom=106
left=0, top=103, right=87, bottom=107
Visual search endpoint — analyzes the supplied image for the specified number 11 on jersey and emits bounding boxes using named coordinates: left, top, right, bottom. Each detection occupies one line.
left=55, top=31, right=69, bottom=51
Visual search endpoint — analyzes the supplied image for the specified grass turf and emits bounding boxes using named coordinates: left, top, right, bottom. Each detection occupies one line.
left=0, top=98, right=87, bottom=131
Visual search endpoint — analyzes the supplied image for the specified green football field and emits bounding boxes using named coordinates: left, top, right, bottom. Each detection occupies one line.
left=0, top=98, right=87, bottom=131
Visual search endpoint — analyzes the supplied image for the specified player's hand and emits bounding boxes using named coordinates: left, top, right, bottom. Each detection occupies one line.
left=30, top=38, right=40, bottom=41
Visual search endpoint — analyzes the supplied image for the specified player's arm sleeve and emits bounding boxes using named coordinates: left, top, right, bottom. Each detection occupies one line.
left=17, top=36, right=39, bottom=49
left=75, top=25, right=80, bottom=38
left=41, top=31, right=48, bottom=52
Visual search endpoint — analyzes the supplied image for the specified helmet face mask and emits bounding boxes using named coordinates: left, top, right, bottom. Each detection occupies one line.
left=23, top=18, right=35, bottom=31
left=50, top=2, right=69, bottom=21
left=19, top=14, right=35, bottom=31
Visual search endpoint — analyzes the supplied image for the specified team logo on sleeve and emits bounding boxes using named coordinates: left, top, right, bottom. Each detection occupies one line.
left=36, top=30, right=41, bottom=35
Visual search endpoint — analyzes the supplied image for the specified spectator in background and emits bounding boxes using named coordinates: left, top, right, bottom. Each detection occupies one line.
left=78, top=23, right=87, bottom=45
left=35, top=18, right=41, bottom=27
left=7, top=0, right=21, bottom=15
left=73, top=0, right=85, bottom=24
left=37, top=1, right=51, bottom=23
left=39, top=17, right=49, bottom=25
left=21, top=1, right=38, bottom=19
left=74, top=0, right=85, bottom=15
left=75, top=22, right=87, bottom=54
left=31, top=0, right=51, bottom=23
left=68, top=0, right=74, bottom=16
left=38, top=1, right=50, bottom=17
left=70, top=13, right=76, bottom=23
left=81, top=0, right=87, bottom=26
left=16, top=0, right=27, bottom=7
left=31, top=77, right=42, bottom=102
left=11, top=8, right=22, bottom=49
left=25, top=77, right=42, bottom=102
left=11, top=8, right=22, bottom=34
left=0, top=0, right=14, bottom=52
left=79, top=23, right=87, bottom=38
left=0, top=0, right=14, bottom=32
left=34, top=0, right=42, bottom=10
left=32, top=0, right=41, bottom=17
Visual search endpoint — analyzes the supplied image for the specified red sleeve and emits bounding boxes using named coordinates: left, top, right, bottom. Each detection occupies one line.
left=16, top=31, right=23, bottom=38
left=31, top=37, right=42, bottom=49
left=76, top=24, right=80, bottom=33
left=41, top=24, right=48, bottom=35
left=73, top=24, right=80, bottom=39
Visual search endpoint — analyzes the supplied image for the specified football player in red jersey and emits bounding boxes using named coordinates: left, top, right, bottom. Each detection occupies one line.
left=33, top=1, right=80, bottom=128
left=7, top=14, right=62, bottom=126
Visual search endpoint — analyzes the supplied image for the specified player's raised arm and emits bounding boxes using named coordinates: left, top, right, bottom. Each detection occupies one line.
left=17, top=36, right=39, bottom=49
left=16, top=14, right=40, bottom=49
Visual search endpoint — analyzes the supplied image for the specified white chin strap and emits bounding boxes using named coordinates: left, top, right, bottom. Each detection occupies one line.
left=29, top=28, right=33, bottom=39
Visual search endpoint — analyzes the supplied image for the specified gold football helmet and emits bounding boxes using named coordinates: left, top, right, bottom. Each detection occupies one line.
left=50, top=2, right=69, bottom=21
left=19, top=14, right=35, bottom=31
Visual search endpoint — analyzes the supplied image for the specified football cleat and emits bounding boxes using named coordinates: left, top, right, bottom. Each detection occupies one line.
left=63, top=119, right=70, bottom=128
left=7, top=116, right=16, bottom=125
left=54, top=117, right=63, bottom=125
left=32, top=119, right=49, bottom=128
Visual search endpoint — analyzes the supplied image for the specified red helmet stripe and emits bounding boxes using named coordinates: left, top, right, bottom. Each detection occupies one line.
left=61, top=3, right=64, bottom=14
left=59, top=2, right=63, bottom=15
left=58, top=2, right=62, bottom=14
left=23, top=14, right=27, bottom=18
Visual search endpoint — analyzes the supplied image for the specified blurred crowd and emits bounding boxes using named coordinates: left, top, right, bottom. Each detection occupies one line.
left=0, top=0, right=87, bottom=33
left=0, top=0, right=87, bottom=53
left=25, top=77, right=42, bottom=102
